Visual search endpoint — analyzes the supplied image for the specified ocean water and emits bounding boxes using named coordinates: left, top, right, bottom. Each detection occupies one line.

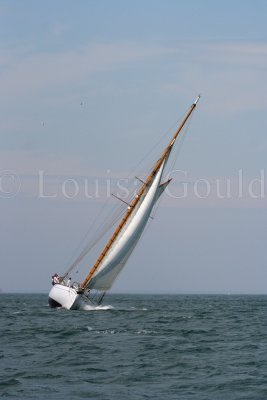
left=0, top=294, right=267, bottom=400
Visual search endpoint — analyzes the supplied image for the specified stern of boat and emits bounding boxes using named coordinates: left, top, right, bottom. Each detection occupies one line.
left=48, top=284, right=83, bottom=310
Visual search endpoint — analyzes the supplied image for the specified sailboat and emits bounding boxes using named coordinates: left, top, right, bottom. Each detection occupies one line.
left=48, top=95, right=201, bottom=310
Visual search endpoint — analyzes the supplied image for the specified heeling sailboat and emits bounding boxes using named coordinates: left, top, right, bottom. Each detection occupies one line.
left=48, top=95, right=201, bottom=310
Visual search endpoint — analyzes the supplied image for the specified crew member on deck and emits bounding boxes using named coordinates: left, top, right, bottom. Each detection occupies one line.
left=52, top=273, right=60, bottom=285
left=67, top=277, right=72, bottom=287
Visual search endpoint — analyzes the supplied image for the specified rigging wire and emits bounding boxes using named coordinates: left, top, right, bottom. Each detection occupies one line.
left=167, top=111, right=194, bottom=174
left=61, top=105, right=192, bottom=278
left=110, top=109, right=189, bottom=211
left=63, top=202, right=127, bottom=278
left=141, top=114, right=194, bottom=240
left=63, top=196, right=111, bottom=271
left=123, top=109, right=189, bottom=183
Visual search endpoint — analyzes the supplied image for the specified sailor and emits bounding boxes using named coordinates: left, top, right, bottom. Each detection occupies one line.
left=52, top=273, right=60, bottom=285
left=67, top=277, right=72, bottom=287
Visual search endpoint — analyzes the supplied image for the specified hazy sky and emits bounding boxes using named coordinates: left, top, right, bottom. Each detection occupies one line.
left=0, top=0, right=266, bottom=294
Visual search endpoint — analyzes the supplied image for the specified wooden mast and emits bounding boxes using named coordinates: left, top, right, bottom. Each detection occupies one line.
left=80, top=95, right=200, bottom=289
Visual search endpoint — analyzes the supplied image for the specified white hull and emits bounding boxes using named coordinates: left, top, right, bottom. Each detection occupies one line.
left=48, top=284, right=87, bottom=310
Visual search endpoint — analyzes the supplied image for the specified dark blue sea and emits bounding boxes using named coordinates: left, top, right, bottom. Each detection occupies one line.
left=0, top=294, right=267, bottom=400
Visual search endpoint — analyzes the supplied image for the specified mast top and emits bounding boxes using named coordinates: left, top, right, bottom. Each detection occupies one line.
left=193, top=94, right=201, bottom=106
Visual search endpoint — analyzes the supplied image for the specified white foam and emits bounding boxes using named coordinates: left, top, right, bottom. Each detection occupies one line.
left=79, top=303, right=114, bottom=311
left=95, top=305, right=114, bottom=310
left=86, top=326, right=116, bottom=334
left=137, top=329, right=156, bottom=335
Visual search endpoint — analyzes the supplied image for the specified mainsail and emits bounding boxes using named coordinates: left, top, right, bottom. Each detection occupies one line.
left=86, top=160, right=169, bottom=291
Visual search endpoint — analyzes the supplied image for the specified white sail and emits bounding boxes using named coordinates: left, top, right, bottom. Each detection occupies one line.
left=87, top=160, right=167, bottom=290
